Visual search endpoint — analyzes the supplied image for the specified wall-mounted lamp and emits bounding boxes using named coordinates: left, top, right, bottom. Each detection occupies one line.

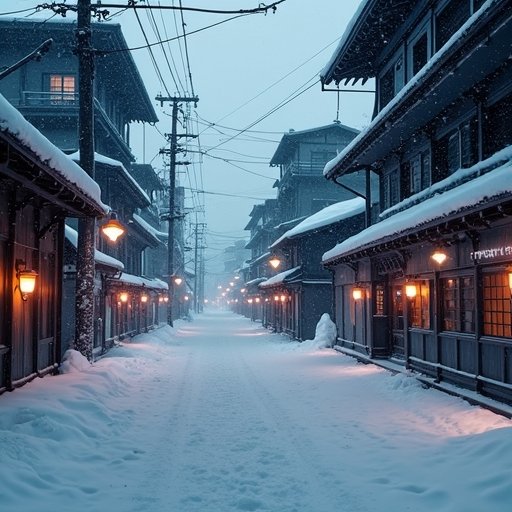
left=248, top=298, right=253, bottom=304
left=280, top=294, right=287, bottom=302
left=269, top=256, right=281, bottom=269
left=352, top=286, right=363, bottom=301
left=431, top=248, right=447, bottom=265
left=174, top=276, right=183, bottom=286
left=274, top=295, right=280, bottom=302
left=101, top=212, right=125, bottom=242
left=405, top=283, right=418, bottom=299
left=16, top=260, right=37, bottom=301
left=255, top=297, right=260, bottom=303
left=119, top=292, right=129, bottom=303
left=163, top=296, right=169, bottom=303
left=141, top=293, right=148, bottom=303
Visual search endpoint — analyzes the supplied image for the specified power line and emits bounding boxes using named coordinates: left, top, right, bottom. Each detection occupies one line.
left=0, top=7, right=38, bottom=16
left=179, top=0, right=195, bottom=97
left=181, top=187, right=271, bottom=201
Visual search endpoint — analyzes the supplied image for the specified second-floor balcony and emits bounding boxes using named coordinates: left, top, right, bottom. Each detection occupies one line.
left=282, top=161, right=326, bottom=178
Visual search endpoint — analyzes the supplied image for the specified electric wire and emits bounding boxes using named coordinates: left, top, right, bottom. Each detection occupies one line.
left=178, top=0, right=195, bottom=97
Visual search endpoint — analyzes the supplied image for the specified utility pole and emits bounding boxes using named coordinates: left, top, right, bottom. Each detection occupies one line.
left=74, top=0, right=96, bottom=360
left=157, top=94, right=198, bottom=326
left=192, top=222, right=206, bottom=313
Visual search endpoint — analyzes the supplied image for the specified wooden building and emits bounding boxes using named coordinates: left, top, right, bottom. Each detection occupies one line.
left=0, top=92, right=106, bottom=392
left=321, top=0, right=512, bottom=405
left=262, top=198, right=365, bottom=340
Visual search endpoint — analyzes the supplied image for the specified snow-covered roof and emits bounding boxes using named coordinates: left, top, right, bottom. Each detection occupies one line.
left=65, top=225, right=124, bottom=271
left=323, top=0, right=499, bottom=179
left=271, top=198, right=365, bottom=249
left=245, top=277, right=267, bottom=287
left=259, top=266, right=301, bottom=289
left=0, top=93, right=107, bottom=215
left=323, top=156, right=512, bottom=264
left=113, top=273, right=168, bottom=290
left=69, top=152, right=151, bottom=206
left=249, top=251, right=271, bottom=267
left=132, top=214, right=165, bottom=245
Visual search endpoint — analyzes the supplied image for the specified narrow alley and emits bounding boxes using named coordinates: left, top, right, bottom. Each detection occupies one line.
left=1, top=311, right=511, bottom=512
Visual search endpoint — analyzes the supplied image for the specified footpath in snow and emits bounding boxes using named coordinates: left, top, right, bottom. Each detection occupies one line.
left=0, top=309, right=511, bottom=512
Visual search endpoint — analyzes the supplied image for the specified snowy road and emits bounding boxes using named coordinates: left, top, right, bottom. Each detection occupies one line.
left=1, top=310, right=512, bottom=512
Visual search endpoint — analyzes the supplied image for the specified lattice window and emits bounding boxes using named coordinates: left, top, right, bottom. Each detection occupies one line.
left=483, top=273, right=512, bottom=338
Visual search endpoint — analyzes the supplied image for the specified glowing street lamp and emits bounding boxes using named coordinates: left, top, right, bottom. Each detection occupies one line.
left=119, top=292, right=129, bottom=303
left=269, top=256, right=281, bottom=269
left=431, top=248, right=447, bottom=265
left=352, top=287, right=363, bottom=300
left=101, top=212, right=125, bottom=242
left=405, top=284, right=417, bottom=298
left=16, top=260, right=37, bottom=301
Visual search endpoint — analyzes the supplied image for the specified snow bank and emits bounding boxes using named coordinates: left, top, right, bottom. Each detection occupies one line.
left=59, top=349, right=91, bottom=374
left=298, top=313, right=337, bottom=350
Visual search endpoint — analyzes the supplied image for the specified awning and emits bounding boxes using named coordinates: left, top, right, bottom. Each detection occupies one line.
left=259, top=266, right=302, bottom=289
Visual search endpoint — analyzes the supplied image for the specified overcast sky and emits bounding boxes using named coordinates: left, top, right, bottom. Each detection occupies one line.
left=11, top=0, right=373, bottom=276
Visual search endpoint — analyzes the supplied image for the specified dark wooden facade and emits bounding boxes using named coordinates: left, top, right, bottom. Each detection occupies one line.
left=322, top=0, right=512, bottom=405
left=0, top=94, right=105, bottom=392
left=261, top=200, right=365, bottom=340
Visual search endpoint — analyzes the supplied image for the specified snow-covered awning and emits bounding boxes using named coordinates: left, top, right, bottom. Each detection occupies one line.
left=109, top=273, right=168, bottom=291
left=0, top=93, right=107, bottom=216
left=323, top=156, right=512, bottom=265
left=69, top=152, right=151, bottom=207
left=259, top=266, right=302, bottom=289
left=271, top=198, right=365, bottom=249
left=65, top=225, right=124, bottom=271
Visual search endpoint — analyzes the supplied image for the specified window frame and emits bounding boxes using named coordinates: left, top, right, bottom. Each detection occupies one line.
left=45, top=73, right=77, bottom=104
left=378, top=48, right=405, bottom=112
left=440, top=275, right=475, bottom=334
left=407, top=19, right=432, bottom=81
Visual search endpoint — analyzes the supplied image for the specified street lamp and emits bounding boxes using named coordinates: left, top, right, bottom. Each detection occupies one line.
left=431, top=248, right=447, bottom=265
left=101, top=212, right=125, bottom=242
left=269, top=256, right=281, bottom=269
left=16, top=260, right=38, bottom=301
left=174, top=276, right=183, bottom=286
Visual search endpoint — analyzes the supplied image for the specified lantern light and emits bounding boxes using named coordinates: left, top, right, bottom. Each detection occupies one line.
left=405, top=284, right=417, bottom=298
left=229, top=282, right=235, bottom=287
left=274, top=295, right=279, bottom=302
left=119, top=292, right=129, bottom=303
left=101, top=212, right=125, bottom=242
left=16, top=260, right=37, bottom=301
left=352, top=287, right=363, bottom=300
left=255, top=297, right=260, bottom=303
left=184, top=295, right=189, bottom=301
left=159, top=296, right=164, bottom=303
left=431, top=249, right=447, bottom=265
left=248, top=298, right=253, bottom=304
left=280, top=295, right=286, bottom=302
left=163, top=296, right=169, bottom=303
left=174, top=276, right=183, bottom=286
left=241, top=288, right=247, bottom=293
left=141, top=293, right=148, bottom=303
left=269, top=257, right=281, bottom=269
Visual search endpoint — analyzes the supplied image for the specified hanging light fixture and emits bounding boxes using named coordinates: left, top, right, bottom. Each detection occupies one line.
left=269, top=256, right=281, bottom=269
left=352, top=286, right=363, bottom=300
left=101, top=212, right=125, bottom=242
left=174, top=276, right=183, bottom=286
left=405, top=283, right=418, bottom=298
left=431, top=248, right=447, bottom=265
left=16, top=260, right=37, bottom=301
left=141, top=293, right=148, bottom=303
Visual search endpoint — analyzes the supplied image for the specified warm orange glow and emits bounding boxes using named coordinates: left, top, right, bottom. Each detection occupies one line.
left=255, top=297, right=260, bottom=303
left=159, top=296, right=164, bottom=303
left=269, top=257, right=281, bottom=269
left=18, top=269, right=38, bottom=297
left=174, top=276, right=183, bottom=286
left=274, top=295, right=279, bottom=302
left=119, top=292, right=129, bottom=303
left=405, top=284, right=417, bottom=298
left=352, top=287, right=363, bottom=300
left=431, top=249, right=447, bottom=265
left=163, top=296, right=169, bottom=303
left=101, top=213, right=125, bottom=242
left=280, top=295, right=286, bottom=302
left=248, top=298, right=253, bottom=304
left=508, top=272, right=512, bottom=293
left=141, top=294, right=148, bottom=303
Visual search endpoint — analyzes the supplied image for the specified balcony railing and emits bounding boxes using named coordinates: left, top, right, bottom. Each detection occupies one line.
left=282, top=161, right=326, bottom=177
left=20, top=90, right=78, bottom=106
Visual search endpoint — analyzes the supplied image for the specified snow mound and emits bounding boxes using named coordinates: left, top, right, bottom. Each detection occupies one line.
left=59, top=349, right=91, bottom=374
left=298, top=313, right=337, bottom=351
left=385, top=372, right=424, bottom=392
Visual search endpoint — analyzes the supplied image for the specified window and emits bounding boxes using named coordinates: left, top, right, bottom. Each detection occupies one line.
left=485, top=92, right=512, bottom=158
left=311, top=151, right=336, bottom=171
left=433, top=118, right=477, bottom=182
left=48, top=74, right=76, bottom=104
left=483, top=273, right=512, bottom=338
left=410, top=280, right=431, bottom=329
left=383, top=168, right=400, bottom=210
left=375, top=284, right=385, bottom=316
left=412, top=32, right=429, bottom=76
left=435, top=0, right=470, bottom=51
left=441, top=276, right=475, bottom=333
left=410, top=150, right=432, bottom=192
left=378, top=53, right=404, bottom=110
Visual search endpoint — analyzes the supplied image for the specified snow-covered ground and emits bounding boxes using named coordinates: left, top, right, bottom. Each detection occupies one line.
left=1, top=310, right=511, bottom=512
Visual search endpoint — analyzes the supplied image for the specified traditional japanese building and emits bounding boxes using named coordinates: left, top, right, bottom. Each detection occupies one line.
left=262, top=198, right=365, bottom=340
left=321, top=0, right=512, bottom=405
left=0, top=93, right=106, bottom=392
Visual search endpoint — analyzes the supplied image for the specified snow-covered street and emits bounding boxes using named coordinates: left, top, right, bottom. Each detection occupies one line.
left=1, top=310, right=512, bottom=512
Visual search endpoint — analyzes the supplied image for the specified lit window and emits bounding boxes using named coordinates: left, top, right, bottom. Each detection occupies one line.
left=49, top=74, right=76, bottom=104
